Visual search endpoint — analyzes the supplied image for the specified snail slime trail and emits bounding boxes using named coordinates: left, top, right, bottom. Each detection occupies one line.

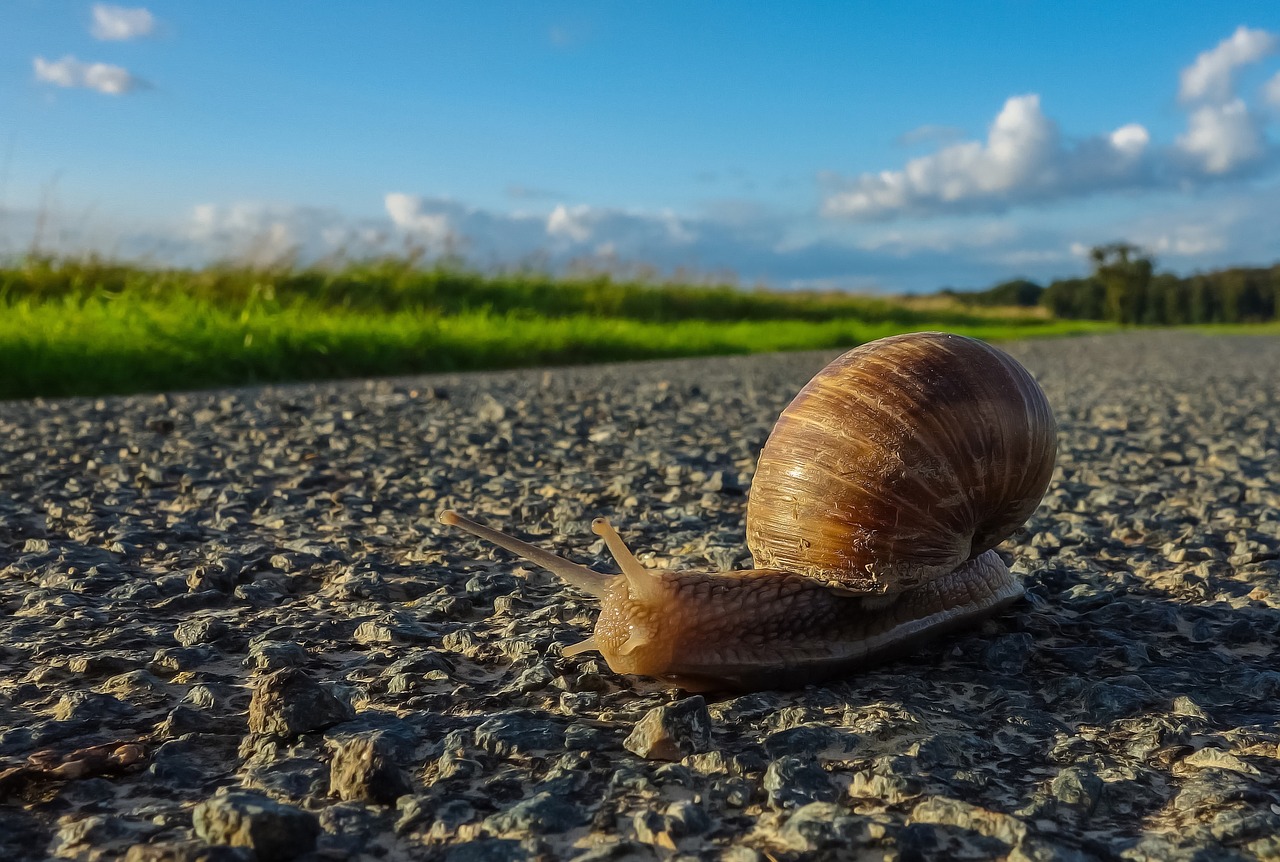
left=440, top=332, right=1057, bottom=692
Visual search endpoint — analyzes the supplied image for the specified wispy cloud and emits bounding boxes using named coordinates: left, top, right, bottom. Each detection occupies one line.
left=33, top=55, right=146, bottom=95
left=821, top=27, right=1279, bottom=221
left=90, top=4, right=157, bottom=41
left=1179, top=25, right=1277, bottom=103
left=895, top=124, right=966, bottom=148
left=505, top=183, right=559, bottom=201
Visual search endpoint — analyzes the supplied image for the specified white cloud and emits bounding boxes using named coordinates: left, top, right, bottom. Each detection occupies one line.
left=1176, top=99, right=1266, bottom=174
left=1179, top=26, right=1277, bottom=103
left=184, top=202, right=394, bottom=266
left=547, top=204, right=592, bottom=242
left=855, top=220, right=1019, bottom=255
left=544, top=202, right=697, bottom=249
left=11, top=181, right=1280, bottom=294
left=822, top=95, right=1150, bottom=219
left=1076, top=226, right=1225, bottom=260
left=33, top=55, right=145, bottom=95
left=991, top=248, right=1075, bottom=267
left=1110, top=123, right=1150, bottom=155
left=384, top=193, right=453, bottom=243
left=1118, top=190, right=1274, bottom=263
left=91, top=4, right=156, bottom=41
left=187, top=203, right=300, bottom=265
left=1265, top=70, right=1280, bottom=108
left=822, top=27, right=1280, bottom=221
left=1145, top=228, right=1227, bottom=258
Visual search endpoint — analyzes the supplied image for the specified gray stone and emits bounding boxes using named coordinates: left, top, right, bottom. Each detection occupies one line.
left=762, top=724, right=857, bottom=759
left=174, top=617, right=232, bottom=647
left=443, top=839, right=533, bottom=862
left=53, top=691, right=136, bottom=723
left=248, top=668, right=354, bottom=737
left=623, top=696, right=713, bottom=761
left=763, top=756, right=838, bottom=809
left=192, top=791, right=319, bottom=862
left=125, top=843, right=254, bottom=862
left=474, top=711, right=565, bottom=757
left=1050, top=766, right=1104, bottom=812
left=149, top=739, right=214, bottom=790
left=244, top=640, right=309, bottom=671
left=777, top=802, right=870, bottom=852
left=660, top=800, right=710, bottom=838
left=484, top=791, right=588, bottom=834
left=1083, top=682, right=1149, bottom=722
left=327, top=733, right=412, bottom=804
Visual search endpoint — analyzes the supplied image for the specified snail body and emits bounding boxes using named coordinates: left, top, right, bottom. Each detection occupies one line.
left=440, top=332, right=1057, bottom=691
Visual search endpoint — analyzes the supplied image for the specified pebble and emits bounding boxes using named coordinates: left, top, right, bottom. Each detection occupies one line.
left=191, top=792, right=319, bottom=862
left=483, top=791, right=589, bottom=835
left=777, top=802, right=871, bottom=851
left=474, top=711, right=567, bottom=757
left=327, top=733, right=412, bottom=804
left=247, top=668, right=355, bottom=737
left=1049, top=766, right=1104, bottom=813
left=124, top=843, right=254, bottom=862
left=622, top=696, right=714, bottom=761
left=763, top=756, right=838, bottom=809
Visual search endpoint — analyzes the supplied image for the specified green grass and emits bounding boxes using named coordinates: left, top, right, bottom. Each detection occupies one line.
left=2, top=256, right=1058, bottom=326
left=1185, top=320, right=1280, bottom=335
left=0, top=257, right=1129, bottom=400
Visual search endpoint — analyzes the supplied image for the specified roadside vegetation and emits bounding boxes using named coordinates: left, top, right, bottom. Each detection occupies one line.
left=945, top=243, right=1280, bottom=325
left=0, top=256, right=1108, bottom=399
left=3, top=243, right=1275, bottom=400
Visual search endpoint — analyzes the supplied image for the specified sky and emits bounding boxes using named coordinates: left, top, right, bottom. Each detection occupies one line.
left=3, top=2, right=1280, bottom=292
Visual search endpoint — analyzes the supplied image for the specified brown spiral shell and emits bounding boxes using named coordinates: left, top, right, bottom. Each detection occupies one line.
left=745, top=331, right=1057, bottom=594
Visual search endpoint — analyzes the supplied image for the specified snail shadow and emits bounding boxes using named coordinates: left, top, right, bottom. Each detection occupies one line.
left=826, top=570, right=1280, bottom=855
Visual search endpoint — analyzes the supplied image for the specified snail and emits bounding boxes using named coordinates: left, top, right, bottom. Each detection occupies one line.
left=439, top=331, right=1056, bottom=691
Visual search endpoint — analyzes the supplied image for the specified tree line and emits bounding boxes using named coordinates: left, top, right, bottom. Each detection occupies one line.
left=945, top=243, right=1280, bottom=324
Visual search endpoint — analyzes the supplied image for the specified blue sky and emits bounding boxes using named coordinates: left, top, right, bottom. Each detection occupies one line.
left=4, top=2, right=1280, bottom=291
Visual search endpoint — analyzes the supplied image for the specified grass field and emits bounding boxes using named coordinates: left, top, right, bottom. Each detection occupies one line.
left=1, top=257, right=1117, bottom=400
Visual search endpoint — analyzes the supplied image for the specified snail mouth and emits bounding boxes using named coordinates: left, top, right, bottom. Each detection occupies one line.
left=590, top=572, right=679, bottom=677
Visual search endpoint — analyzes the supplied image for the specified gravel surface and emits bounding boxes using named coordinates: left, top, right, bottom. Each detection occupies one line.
left=1, top=331, right=1278, bottom=862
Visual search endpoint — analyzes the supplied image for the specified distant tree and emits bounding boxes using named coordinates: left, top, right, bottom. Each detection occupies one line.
left=1149, top=273, right=1186, bottom=324
left=1090, top=243, right=1153, bottom=324
left=1238, top=269, right=1270, bottom=321
left=1041, top=277, right=1106, bottom=319
left=1272, top=265, right=1280, bottom=321
left=987, top=278, right=1044, bottom=306
left=951, top=278, right=1043, bottom=307
left=1188, top=275, right=1216, bottom=323
left=938, top=247, right=1280, bottom=324
left=1218, top=269, right=1246, bottom=323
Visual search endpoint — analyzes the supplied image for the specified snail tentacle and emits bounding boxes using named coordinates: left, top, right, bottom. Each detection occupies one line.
left=591, top=517, right=666, bottom=603
left=437, top=510, right=613, bottom=598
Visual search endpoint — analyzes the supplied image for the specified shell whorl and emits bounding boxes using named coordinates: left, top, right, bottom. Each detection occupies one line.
left=745, top=332, right=1057, bottom=594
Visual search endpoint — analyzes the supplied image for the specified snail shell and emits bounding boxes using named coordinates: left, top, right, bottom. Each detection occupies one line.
left=439, top=331, right=1057, bottom=691
left=747, top=331, right=1057, bottom=593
